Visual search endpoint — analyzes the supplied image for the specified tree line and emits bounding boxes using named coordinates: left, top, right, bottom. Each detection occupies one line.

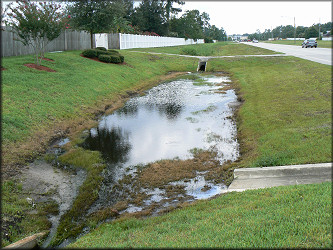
left=64, top=0, right=227, bottom=44
left=246, top=22, right=332, bottom=41
left=3, top=0, right=228, bottom=65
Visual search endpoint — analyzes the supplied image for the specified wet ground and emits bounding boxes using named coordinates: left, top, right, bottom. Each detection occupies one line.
left=16, top=73, right=240, bottom=247
left=79, top=73, right=239, bottom=216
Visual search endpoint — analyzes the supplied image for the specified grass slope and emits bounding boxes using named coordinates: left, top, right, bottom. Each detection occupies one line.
left=127, top=41, right=282, bottom=56
left=69, top=182, right=332, bottom=248
left=1, top=50, right=197, bottom=171
left=208, top=56, right=331, bottom=167
left=2, top=43, right=331, bottom=247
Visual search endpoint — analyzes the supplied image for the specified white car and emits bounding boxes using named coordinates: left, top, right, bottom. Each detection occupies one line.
left=252, top=39, right=258, bottom=43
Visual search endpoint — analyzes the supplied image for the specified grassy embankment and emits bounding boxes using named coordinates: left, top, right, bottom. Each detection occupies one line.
left=70, top=182, right=332, bottom=248
left=69, top=52, right=331, bottom=247
left=1, top=49, right=198, bottom=247
left=263, top=39, right=332, bottom=48
left=2, top=42, right=331, bottom=247
left=128, top=41, right=282, bottom=55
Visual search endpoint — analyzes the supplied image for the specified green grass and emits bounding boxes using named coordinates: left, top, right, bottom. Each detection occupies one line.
left=1, top=50, right=198, bottom=247
left=2, top=44, right=331, bottom=248
left=208, top=56, right=331, bottom=167
left=1, top=50, right=198, bottom=167
left=1, top=180, right=53, bottom=247
left=127, top=41, right=281, bottom=56
left=263, top=39, right=332, bottom=48
left=69, top=182, right=332, bottom=248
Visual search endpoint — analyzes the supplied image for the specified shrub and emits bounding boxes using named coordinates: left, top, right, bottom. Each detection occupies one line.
left=98, top=54, right=111, bottom=63
left=204, top=37, right=214, bottom=43
left=82, top=48, right=124, bottom=64
left=110, top=55, right=121, bottom=64
left=82, top=49, right=97, bottom=58
left=95, top=49, right=110, bottom=57
left=96, top=47, right=107, bottom=51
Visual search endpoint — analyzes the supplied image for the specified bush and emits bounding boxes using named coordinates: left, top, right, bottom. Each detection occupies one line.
left=96, top=47, right=107, bottom=51
left=95, top=49, right=110, bottom=57
left=204, top=37, right=214, bottom=43
left=82, top=49, right=97, bottom=58
left=82, top=49, right=124, bottom=64
left=98, top=54, right=111, bottom=63
left=110, top=56, right=121, bottom=64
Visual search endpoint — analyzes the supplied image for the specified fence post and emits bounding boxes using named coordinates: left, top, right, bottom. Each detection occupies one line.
left=64, top=29, right=67, bottom=51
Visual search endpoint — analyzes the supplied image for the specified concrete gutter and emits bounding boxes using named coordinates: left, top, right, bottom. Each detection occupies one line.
left=226, top=163, right=332, bottom=193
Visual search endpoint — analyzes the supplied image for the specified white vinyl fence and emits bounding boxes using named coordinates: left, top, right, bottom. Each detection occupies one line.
left=118, top=33, right=205, bottom=50
left=2, top=26, right=207, bottom=57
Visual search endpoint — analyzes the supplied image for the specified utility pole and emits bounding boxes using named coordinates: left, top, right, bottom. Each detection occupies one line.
left=318, top=18, right=321, bottom=40
left=294, top=16, right=296, bottom=44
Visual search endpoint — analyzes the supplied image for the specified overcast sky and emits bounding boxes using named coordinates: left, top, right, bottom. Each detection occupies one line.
left=2, top=1, right=332, bottom=35
left=177, top=1, right=332, bottom=35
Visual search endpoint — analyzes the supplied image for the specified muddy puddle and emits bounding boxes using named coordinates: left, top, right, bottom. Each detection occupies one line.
left=78, top=73, right=239, bottom=217
left=28, top=73, right=240, bottom=247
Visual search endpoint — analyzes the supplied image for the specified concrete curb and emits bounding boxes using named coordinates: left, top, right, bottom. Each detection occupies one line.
left=225, top=163, right=332, bottom=193
left=234, top=163, right=332, bottom=179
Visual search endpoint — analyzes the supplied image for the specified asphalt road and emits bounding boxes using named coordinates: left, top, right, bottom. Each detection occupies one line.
left=243, top=42, right=332, bottom=65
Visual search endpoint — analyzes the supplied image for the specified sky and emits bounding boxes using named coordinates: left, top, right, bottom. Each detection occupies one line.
left=177, top=1, right=332, bottom=35
left=2, top=1, right=332, bottom=35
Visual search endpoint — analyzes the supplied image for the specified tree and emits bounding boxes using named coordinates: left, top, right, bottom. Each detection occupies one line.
left=131, top=0, right=166, bottom=36
left=296, top=26, right=307, bottom=38
left=305, top=25, right=318, bottom=39
left=178, top=10, right=204, bottom=40
left=67, top=0, right=125, bottom=48
left=4, top=0, right=69, bottom=66
left=162, top=0, right=184, bottom=36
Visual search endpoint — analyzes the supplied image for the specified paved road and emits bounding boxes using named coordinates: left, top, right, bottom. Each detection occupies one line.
left=225, top=163, right=332, bottom=192
left=243, top=42, right=332, bottom=65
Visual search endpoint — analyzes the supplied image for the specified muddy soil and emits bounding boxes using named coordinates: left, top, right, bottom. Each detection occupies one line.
left=12, top=156, right=86, bottom=247
left=2, top=72, right=240, bottom=248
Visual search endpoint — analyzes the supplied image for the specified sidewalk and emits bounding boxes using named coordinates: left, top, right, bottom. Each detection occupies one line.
left=226, top=163, right=332, bottom=192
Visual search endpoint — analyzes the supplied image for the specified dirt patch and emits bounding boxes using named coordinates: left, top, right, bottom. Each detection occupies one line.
left=24, top=64, right=56, bottom=72
left=1, top=66, right=7, bottom=71
left=138, top=150, right=219, bottom=188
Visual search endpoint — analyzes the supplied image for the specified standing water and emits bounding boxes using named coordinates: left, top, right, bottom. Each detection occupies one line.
left=80, top=73, right=239, bottom=215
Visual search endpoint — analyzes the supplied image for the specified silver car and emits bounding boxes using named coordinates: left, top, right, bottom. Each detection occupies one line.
left=302, top=39, right=317, bottom=48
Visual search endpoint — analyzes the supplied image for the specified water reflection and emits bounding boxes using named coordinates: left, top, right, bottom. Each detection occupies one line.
left=80, top=126, right=131, bottom=164
left=81, top=73, right=239, bottom=211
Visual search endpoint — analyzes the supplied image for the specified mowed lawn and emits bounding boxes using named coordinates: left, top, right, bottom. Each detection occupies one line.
left=69, top=55, right=331, bottom=248
left=69, top=182, right=332, bottom=248
left=2, top=44, right=331, bottom=248
left=127, top=41, right=282, bottom=56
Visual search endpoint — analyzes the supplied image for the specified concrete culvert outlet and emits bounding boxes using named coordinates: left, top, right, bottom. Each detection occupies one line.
left=197, top=61, right=207, bottom=71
